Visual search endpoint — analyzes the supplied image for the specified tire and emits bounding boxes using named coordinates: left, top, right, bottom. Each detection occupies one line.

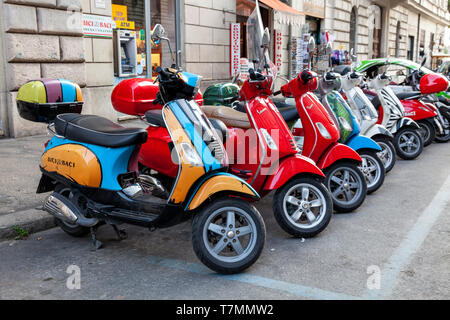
left=373, top=137, right=396, bottom=173
left=191, top=198, right=265, bottom=274
left=435, top=114, right=450, bottom=143
left=273, top=177, right=333, bottom=238
left=418, top=120, right=436, bottom=147
left=394, top=127, right=424, bottom=160
left=325, top=162, right=367, bottom=213
left=54, top=185, right=90, bottom=237
left=357, top=150, right=386, bottom=194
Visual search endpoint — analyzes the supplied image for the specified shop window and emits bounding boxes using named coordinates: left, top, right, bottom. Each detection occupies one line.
left=112, top=0, right=177, bottom=79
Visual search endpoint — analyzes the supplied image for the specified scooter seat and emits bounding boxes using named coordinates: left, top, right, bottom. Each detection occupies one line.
left=145, top=110, right=166, bottom=128
left=54, top=113, right=148, bottom=148
left=395, top=91, right=422, bottom=100
left=202, top=105, right=251, bottom=129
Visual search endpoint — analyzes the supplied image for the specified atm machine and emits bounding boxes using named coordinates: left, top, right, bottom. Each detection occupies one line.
left=113, top=29, right=138, bottom=77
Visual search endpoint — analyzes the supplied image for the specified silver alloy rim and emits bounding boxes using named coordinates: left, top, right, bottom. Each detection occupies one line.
left=437, top=117, right=450, bottom=138
left=328, top=167, right=363, bottom=206
left=398, top=132, right=420, bottom=155
left=376, top=142, right=393, bottom=170
left=358, top=154, right=382, bottom=189
left=282, top=183, right=327, bottom=229
left=203, top=207, right=257, bottom=263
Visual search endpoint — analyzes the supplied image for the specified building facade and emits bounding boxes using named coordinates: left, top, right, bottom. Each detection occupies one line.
left=0, top=0, right=449, bottom=138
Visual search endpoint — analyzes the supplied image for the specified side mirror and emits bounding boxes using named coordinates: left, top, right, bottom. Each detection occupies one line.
left=151, top=24, right=166, bottom=41
left=262, top=27, right=270, bottom=48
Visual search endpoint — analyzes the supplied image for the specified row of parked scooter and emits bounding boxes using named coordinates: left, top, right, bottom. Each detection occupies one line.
left=15, top=5, right=449, bottom=275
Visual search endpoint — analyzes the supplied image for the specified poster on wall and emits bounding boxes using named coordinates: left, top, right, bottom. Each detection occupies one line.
left=274, top=30, right=283, bottom=73
left=230, top=23, right=241, bottom=77
left=83, top=14, right=114, bottom=38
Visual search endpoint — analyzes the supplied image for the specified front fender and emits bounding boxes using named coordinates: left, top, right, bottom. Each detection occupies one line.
left=317, top=143, right=362, bottom=170
left=263, top=154, right=325, bottom=191
left=365, top=124, right=393, bottom=139
left=185, top=173, right=259, bottom=211
left=346, top=135, right=382, bottom=152
left=397, top=117, right=420, bottom=131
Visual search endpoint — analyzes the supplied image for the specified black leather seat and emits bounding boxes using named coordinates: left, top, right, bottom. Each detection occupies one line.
left=369, top=95, right=381, bottom=110
left=145, top=110, right=166, bottom=128
left=395, top=91, right=422, bottom=100
left=55, top=114, right=148, bottom=148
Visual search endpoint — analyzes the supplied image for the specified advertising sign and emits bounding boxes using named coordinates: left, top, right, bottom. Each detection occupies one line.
left=83, top=14, right=114, bottom=38
left=274, top=29, right=283, bottom=73
left=230, top=23, right=241, bottom=77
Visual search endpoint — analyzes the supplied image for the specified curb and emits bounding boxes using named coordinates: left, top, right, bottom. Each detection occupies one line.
left=0, top=208, right=56, bottom=240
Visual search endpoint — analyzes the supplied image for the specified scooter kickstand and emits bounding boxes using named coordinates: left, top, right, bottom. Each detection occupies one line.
left=90, top=226, right=103, bottom=250
left=112, top=225, right=128, bottom=241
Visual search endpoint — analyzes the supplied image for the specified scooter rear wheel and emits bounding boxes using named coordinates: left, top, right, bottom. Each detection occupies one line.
left=54, top=184, right=90, bottom=237
left=394, top=128, right=424, bottom=160
left=273, top=177, right=333, bottom=238
left=373, top=138, right=396, bottom=173
left=325, top=162, right=367, bottom=213
left=357, top=150, right=386, bottom=194
left=192, top=198, right=265, bottom=274
left=435, top=115, right=450, bottom=143
left=418, top=120, right=436, bottom=146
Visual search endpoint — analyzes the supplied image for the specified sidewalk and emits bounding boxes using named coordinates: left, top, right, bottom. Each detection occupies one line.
left=0, top=135, right=55, bottom=239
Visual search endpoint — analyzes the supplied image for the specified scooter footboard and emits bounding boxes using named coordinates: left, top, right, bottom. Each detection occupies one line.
left=317, top=143, right=362, bottom=170
left=185, top=173, right=259, bottom=211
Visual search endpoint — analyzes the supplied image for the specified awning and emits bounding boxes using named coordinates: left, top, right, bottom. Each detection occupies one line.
left=259, top=0, right=303, bottom=15
left=259, top=0, right=304, bottom=27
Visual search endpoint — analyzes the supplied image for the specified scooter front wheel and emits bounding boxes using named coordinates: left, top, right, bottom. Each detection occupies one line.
left=373, top=138, right=396, bottom=173
left=418, top=120, right=436, bottom=146
left=273, top=177, right=333, bottom=238
left=435, top=115, right=450, bottom=143
left=394, top=128, right=424, bottom=160
left=358, top=150, right=386, bottom=194
left=325, top=162, right=367, bottom=213
left=192, top=198, right=265, bottom=274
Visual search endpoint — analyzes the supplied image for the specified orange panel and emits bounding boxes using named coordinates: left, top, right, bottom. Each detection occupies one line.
left=41, top=144, right=102, bottom=188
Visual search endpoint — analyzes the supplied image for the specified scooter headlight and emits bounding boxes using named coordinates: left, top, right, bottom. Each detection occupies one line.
left=316, top=122, right=332, bottom=139
left=338, top=117, right=352, bottom=131
left=180, top=142, right=203, bottom=167
left=260, top=128, right=278, bottom=150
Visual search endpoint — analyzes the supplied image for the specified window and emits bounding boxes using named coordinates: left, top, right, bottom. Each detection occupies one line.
left=349, top=7, right=357, bottom=53
left=112, top=0, right=177, bottom=79
left=395, top=21, right=401, bottom=57
left=407, top=36, right=414, bottom=60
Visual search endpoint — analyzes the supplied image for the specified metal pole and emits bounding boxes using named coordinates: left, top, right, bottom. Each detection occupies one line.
left=175, top=0, right=181, bottom=66
left=145, top=0, right=152, bottom=78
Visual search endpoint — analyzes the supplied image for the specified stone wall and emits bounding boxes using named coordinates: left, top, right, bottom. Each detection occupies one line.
left=0, top=0, right=116, bottom=137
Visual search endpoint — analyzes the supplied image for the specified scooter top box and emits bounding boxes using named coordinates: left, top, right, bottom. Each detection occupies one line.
left=16, top=79, right=83, bottom=123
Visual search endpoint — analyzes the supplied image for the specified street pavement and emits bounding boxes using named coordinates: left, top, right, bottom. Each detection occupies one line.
left=0, top=136, right=449, bottom=300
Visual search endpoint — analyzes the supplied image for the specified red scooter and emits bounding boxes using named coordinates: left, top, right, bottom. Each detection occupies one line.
left=279, top=37, right=366, bottom=213
left=112, top=10, right=333, bottom=238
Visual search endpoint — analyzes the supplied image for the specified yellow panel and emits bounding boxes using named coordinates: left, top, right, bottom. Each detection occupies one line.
left=41, top=144, right=102, bottom=188
left=187, top=175, right=258, bottom=211
left=163, top=108, right=205, bottom=204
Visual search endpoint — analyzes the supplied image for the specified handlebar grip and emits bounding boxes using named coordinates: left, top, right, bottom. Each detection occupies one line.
left=273, top=90, right=281, bottom=96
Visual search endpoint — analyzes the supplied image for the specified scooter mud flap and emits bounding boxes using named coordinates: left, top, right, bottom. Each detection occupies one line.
left=346, top=135, right=382, bottom=152
left=396, top=118, right=420, bottom=131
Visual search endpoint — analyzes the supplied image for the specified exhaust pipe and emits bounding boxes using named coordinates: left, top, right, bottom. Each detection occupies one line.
left=44, top=192, right=98, bottom=227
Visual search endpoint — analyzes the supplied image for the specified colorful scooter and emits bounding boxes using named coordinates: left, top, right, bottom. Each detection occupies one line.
left=280, top=38, right=366, bottom=213
left=113, top=18, right=334, bottom=238
left=363, top=71, right=424, bottom=160
left=339, top=51, right=396, bottom=173
left=17, top=55, right=266, bottom=274
left=313, top=70, right=386, bottom=194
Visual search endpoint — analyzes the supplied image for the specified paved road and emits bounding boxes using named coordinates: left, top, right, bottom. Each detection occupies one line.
left=1, top=142, right=449, bottom=300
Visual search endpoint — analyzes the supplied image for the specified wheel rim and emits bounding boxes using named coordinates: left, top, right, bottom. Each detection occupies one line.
left=327, top=166, right=364, bottom=206
left=376, top=142, right=394, bottom=170
left=358, top=154, right=382, bottom=189
left=398, top=131, right=420, bottom=155
left=203, top=207, right=257, bottom=263
left=418, top=123, right=431, bottom=142
left=282, top=183, right=327, bottom=229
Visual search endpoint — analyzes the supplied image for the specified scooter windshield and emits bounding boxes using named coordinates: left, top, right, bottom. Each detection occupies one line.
left=162, top=99, right=228, bottom=204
